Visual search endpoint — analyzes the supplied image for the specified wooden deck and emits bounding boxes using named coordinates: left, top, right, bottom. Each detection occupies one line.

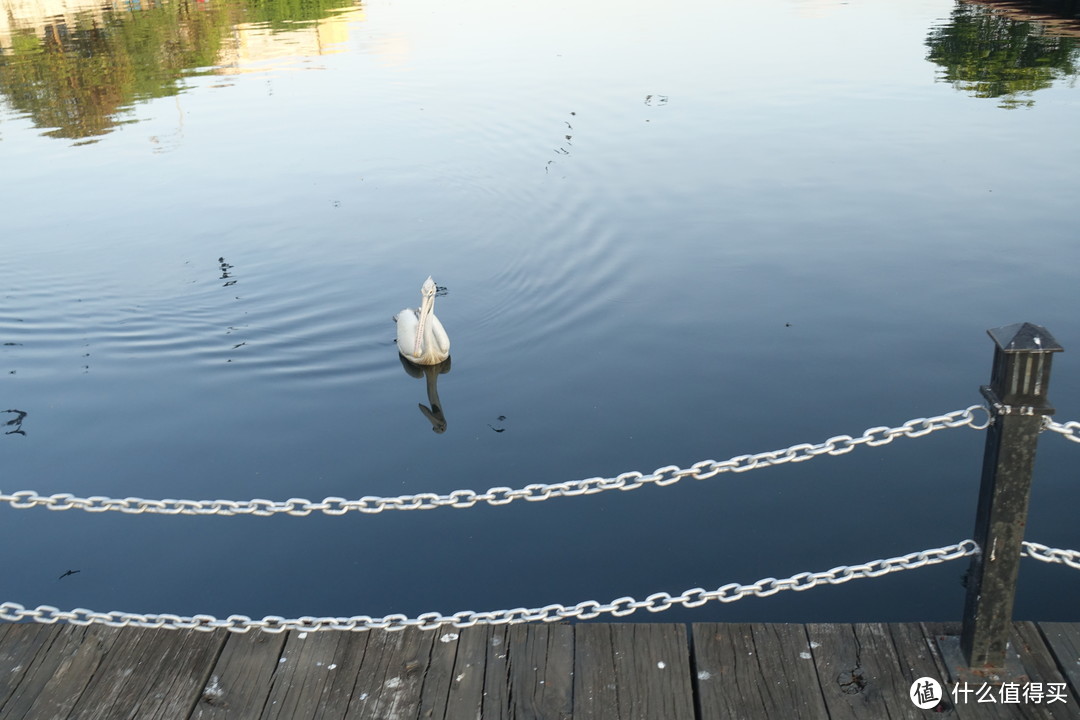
left=0, top=621, right=1077, bottom=719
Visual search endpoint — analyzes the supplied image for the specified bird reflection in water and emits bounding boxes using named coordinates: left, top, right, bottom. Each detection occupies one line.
left=2, top=409, right=27, bottom=436
left=398, top=355, right=451, bottom=433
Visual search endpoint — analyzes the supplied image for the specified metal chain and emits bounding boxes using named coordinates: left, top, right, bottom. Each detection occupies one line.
left=1022, top=541, right=1080, bottom=570
left=0, top=540, right=979, bottom=634
left=1043, top=417, right=1080, bottom=444
left=0, top=405, right=990, bottom=518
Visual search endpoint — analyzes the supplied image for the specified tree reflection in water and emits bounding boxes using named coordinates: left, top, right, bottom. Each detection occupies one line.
left=0, top=0, right=359, bottom=141
left=926, top=1, right=1080, bottom=108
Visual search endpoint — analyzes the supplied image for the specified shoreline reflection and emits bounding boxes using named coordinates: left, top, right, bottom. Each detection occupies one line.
left=0, top=0, right=364, bottom=141
left=927, top=1, right=1080, bottom=108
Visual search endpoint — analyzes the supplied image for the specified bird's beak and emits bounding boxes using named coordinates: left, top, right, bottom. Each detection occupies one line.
left=414, top=293, right=432, bottom=357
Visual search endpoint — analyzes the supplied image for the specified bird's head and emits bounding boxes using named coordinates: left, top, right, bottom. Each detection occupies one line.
left=421, top=276, right=437, bottom=299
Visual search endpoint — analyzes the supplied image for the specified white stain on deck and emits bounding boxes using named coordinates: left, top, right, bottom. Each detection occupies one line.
left=203, top=675, right=224, bottom=702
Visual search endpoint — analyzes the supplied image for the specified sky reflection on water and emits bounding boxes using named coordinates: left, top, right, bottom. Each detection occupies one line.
left=1, top=0, right=1079, bottom=625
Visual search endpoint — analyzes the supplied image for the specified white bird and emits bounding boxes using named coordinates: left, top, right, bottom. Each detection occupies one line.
left=394, top=276, right=450, bottom=365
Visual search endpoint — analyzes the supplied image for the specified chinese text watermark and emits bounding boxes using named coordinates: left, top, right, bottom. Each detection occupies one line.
left=911, top=677, right=1069, bottom=709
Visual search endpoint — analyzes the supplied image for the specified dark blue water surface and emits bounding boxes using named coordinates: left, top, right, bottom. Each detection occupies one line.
left=1, top=0, right=1078, bottom=625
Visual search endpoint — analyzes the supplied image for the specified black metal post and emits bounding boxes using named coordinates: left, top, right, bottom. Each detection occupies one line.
left=960, top=322, right=1063, bottom=672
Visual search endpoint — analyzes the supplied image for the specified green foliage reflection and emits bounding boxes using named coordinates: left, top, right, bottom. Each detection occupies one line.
left=244, top=0, right=355, bottom=30
left=925, top=2, right=1080, bottom=108
left=0, top=0, right=356, bottom=141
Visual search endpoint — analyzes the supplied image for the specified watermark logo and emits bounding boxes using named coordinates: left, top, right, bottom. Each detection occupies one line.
left=910, top=677, right=943, bottom=709
left=953, top=681, right=1068, bottom=705
left=910, top=677, right=1070, bottom=708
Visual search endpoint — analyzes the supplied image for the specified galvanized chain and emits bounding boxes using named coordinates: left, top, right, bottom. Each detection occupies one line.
left=0, top=540, right=979, bottom=633
left=0, top=405, right=990, bottom=518
left=1042, top=417, right=1080, bottom=444
left=1022, top=541, right=1080, bottom=570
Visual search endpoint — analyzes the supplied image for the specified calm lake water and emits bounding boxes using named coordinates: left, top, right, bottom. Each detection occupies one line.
left=2, top=0, right=1078, bottom=625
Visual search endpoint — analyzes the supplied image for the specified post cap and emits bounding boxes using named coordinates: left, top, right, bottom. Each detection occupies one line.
left=987, top=322, right=1063, bottom=353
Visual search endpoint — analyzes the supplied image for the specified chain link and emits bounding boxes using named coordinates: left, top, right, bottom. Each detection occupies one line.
left=0, top=406, right=990, bottom=518
left=1022, top=541, right=1080, bottom=570
left=1043, top=417, right=1080, bottom=444
left=0, top=540, right=980, bottom=633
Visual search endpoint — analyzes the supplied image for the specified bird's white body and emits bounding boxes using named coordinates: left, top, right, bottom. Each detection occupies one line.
left=394, top=276, right=450, bottom=365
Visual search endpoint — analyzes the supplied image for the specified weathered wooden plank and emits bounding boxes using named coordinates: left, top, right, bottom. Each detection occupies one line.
left=806, top=622, right=929, bottom=720
left=0, top=624, right=118, bottom=719
left=748, top=624, right=828, bottom=719
left=857, top=623, right=927, bottom=720
left=610, top=623, right=694, bottom=720
left=805, top=623, right=868, bottom=720
left=343, top=626, right=433, bottom=720
left=692, top=623, right=827, bottom=720
left=190, top=628, right=289, bottom=719
left=884, top=623, right=952, bottom=712
left=481, top=625, right=512, bottom=720
left=317, top=632, right=373, bottom=718
left=260, top=630, right=370, bottom=720
left=1038, top=622, right=1080, bottom=698
left=261, top=631, right=337, bottom=718
left=441, top=626, right=490, bottom=720
left=0, top=623, right=63, bottom=713
left=2, top=620, right=1078, bottom=719
left=886, top=623, right=939, bottom=679
left=417, top=625, right=463, bottom=719
left=506, top=623, right=574, bottom=719
left=575, top=623, right=693, bottom=719
left=575, top=624, right=620, bottom=719
left=922, top=622, right=1023, bottom=720
left=69, top=625, right=226, bottom=720
left=916, top=622, right=1074, bottom=720
left=688, top=623, right=756, bottom=719
left=1012, top=622, right=1080, bottom=719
